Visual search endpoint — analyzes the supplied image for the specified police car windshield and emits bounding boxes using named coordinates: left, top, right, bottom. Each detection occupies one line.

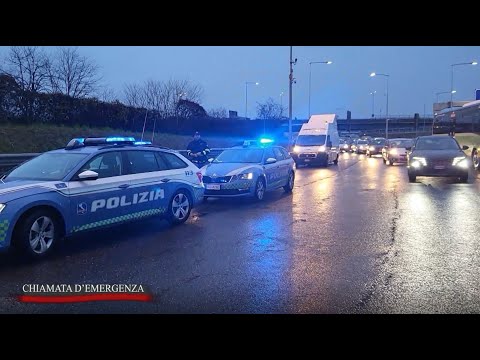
left=295, top=135, right=326, bottom=146
left=214, top=149, right=264, bottom=163
left=5, top=153, right=88, bottom=181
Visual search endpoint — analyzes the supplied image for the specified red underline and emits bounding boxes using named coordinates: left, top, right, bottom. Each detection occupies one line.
left=18, top=293, right=153, bottom=303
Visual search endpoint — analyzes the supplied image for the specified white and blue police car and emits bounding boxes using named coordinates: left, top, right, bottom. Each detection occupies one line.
left=0, top=137, right=204, bottom=258
left=201, top=139, right=295, bottom=201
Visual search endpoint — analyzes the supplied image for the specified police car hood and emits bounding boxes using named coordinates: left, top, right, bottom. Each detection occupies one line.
left=0, top=179, right=60, bottom=203
left=203, top=163, right=259, bottom=176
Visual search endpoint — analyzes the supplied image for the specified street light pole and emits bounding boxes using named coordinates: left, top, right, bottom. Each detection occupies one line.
left=245, top=81, right=259, bottom=119
left=370, top=91, right=376, bottom=118
left=450, top=61, right=478, bottom=103
left=370, top=72, right=390, bottom=138
left=288, top=46, right=296, bottom=146
left=308, top=60, right=333, bottom=118
left=280, top=92, right=284, bottom=117
left=436, top=90, right=456, bottom=104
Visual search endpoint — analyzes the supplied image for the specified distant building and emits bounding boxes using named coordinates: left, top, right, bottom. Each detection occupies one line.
left=229, top=110, right=238, bottom=118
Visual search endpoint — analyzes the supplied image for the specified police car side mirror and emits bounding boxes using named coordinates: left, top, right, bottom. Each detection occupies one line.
left=265, top=157, right=277, bottom=164
left=462, top=145, right=469, bottom=150
left=78, top=170, right=99, bottom=181
left=208, top=158, right=214, bottom=163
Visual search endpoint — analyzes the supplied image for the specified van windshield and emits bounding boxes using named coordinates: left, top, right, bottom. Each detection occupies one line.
left=296, top=135, right=326, bottom=146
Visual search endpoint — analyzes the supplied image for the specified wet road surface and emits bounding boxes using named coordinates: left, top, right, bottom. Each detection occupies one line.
left=1, top=153, right=480, bottom=313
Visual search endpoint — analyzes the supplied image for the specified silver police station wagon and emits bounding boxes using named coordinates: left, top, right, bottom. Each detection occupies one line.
left=201, top=140, right=295, bottom=201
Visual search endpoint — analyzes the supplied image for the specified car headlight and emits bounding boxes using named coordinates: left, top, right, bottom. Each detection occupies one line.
left=0, top=204, right=5, bottom=214
left=343, top=144, right=348, bottom=148
left=389, top=148, right=398, bottom=155
left=452, top=157, right=469, bottom=168
left=452, top=156, right=466, bottom=166
left=318, top=146, right=326, bottom=152
left=369, top=146, right=375, bottom=151
left=238, top=172, right=254, bottom=180
left=412, top=157, right=427, bottom=166
left=293, top=146, right=301, bottom=153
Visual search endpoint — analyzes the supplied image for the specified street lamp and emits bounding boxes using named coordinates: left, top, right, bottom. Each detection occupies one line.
left=280, top=92, right=285, bottom=117
left=451, top=61, right=477, bottom=103
left=370, top=91, right=376, bottom=118
left=245, top=81, right=259, bottom=119
left=370, top=72, right=390, bottom=138
left=308, top=60, right=332, bottom=118
left=436, top=90, right=456, bottom=103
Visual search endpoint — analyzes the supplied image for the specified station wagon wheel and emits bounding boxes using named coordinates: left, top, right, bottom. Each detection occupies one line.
left=168, top=190, right=191, bottom=225
left=254, top=178, right=265, bottom=201
left=13, top=209, right=62, bottom=259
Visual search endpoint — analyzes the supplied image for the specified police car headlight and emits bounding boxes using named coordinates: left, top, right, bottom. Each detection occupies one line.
left=238, top=173, right=254, bottom=180
left=453, top=157, right=468, bottom=168
left=412, top=157, right=427, bottom=166
left=0, top=204, right=5, bottom=214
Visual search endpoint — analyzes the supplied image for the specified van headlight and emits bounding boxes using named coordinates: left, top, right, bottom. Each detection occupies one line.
left=318, top=146, right=326, bottom=152
left=238, top=172, right=254, bottom=180
left=0, top=204, right=5, bottom=214
left=369, top=146, right=375, bottom=151
left=293, top=146, right=301, bottom=153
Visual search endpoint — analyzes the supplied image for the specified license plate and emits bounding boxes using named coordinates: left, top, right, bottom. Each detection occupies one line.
left=206, top=184, right=221, bottom=190
left=304, top=159, right=311, bottom=162
left=434, top=165, right=445, bottom=170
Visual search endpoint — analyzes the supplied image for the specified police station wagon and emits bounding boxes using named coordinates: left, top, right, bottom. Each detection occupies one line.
left=0, top=137, right=204, bottom=258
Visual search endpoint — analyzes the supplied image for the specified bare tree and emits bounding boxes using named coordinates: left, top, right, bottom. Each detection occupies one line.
left=99, top=87, right=117, bottom=103
left=48, top=47, right=101, bottom=98
left=3, top=46, right=50, bottom=92
left=123, top=83, right=146, bottom=108
left=256, top=97, right=286, bottom=120
left=208, top=107, right=228, bottom=118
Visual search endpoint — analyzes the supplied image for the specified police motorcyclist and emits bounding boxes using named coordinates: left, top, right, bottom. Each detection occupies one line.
left=187, top=131, right=210, bottom=167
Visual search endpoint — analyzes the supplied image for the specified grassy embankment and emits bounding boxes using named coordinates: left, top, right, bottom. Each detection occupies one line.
left=0, top=124, right=242, bottom=153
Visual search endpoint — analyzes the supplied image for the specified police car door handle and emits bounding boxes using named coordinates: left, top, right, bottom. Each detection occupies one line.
left=161, top=178, right=171, bottom=183
left=118, top=184, right=130, bottom=189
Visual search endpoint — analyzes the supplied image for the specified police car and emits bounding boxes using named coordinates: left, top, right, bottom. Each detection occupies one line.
left=201, top=139, right=295, bottom=201
left=0, top=137, right=204, bottom=258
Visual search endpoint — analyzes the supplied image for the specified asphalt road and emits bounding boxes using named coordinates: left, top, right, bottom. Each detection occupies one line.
left=1, top=153, right=480, bottom=313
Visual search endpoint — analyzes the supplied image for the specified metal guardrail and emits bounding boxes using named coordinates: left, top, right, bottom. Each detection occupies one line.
left=0, top=149, right=228, bottom=176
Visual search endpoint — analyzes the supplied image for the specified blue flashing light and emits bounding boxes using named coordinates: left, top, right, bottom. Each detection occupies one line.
left=73, top=138, right=85, bottom=143
left=134, top=141, right=152, bottom=145
left=106, top=137, right=135, bottom=142
left=259, top=138, right=274, bottom=144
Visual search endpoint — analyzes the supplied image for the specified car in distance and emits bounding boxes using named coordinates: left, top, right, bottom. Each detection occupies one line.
left=339, top=138, right=352, bottom=153
left=382, top=138, right=413, bottom=165
left=407, top=135, right=470, bottom=183
left=354, top=139, right=369, bottom=154
left=0, top=137, right=204, bottom=258
left=201, top=142, right=295, bottom=201
left=366, top=138, right=386, bottom=157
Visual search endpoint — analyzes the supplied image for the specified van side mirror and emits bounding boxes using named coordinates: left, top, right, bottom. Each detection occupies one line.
left=327, top=141, right=332, bottom=148
left=405, top=146, right=412, bottom=151
left=462, top=145, right=469, bottom=150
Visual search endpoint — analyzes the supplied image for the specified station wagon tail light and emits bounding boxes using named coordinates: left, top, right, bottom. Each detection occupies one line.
left=196, top=172, right=203, bottom=183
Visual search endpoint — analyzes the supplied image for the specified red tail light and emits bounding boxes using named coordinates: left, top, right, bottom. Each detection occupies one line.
left=196, top=172, right=203, bottom=183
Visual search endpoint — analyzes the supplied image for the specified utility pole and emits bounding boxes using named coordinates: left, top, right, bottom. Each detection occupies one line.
left=288, top=46, right=297, bottom=147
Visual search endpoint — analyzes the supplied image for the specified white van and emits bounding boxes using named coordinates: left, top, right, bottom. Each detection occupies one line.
left=292, top=114, right=340, bottom=166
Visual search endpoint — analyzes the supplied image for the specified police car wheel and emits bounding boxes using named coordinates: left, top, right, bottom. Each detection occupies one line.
left=254, top=178, right=265, bottom=201
left=14, top=210, right=61, bottom=258
left=284, top=172, right=294, bottom=193
left=333, top=155, right=339, bottom=165
left=167, top=191, right=191, bottom=225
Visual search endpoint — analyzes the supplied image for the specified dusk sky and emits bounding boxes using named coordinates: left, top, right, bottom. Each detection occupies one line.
left=1, top=46, right=479, bottom=119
